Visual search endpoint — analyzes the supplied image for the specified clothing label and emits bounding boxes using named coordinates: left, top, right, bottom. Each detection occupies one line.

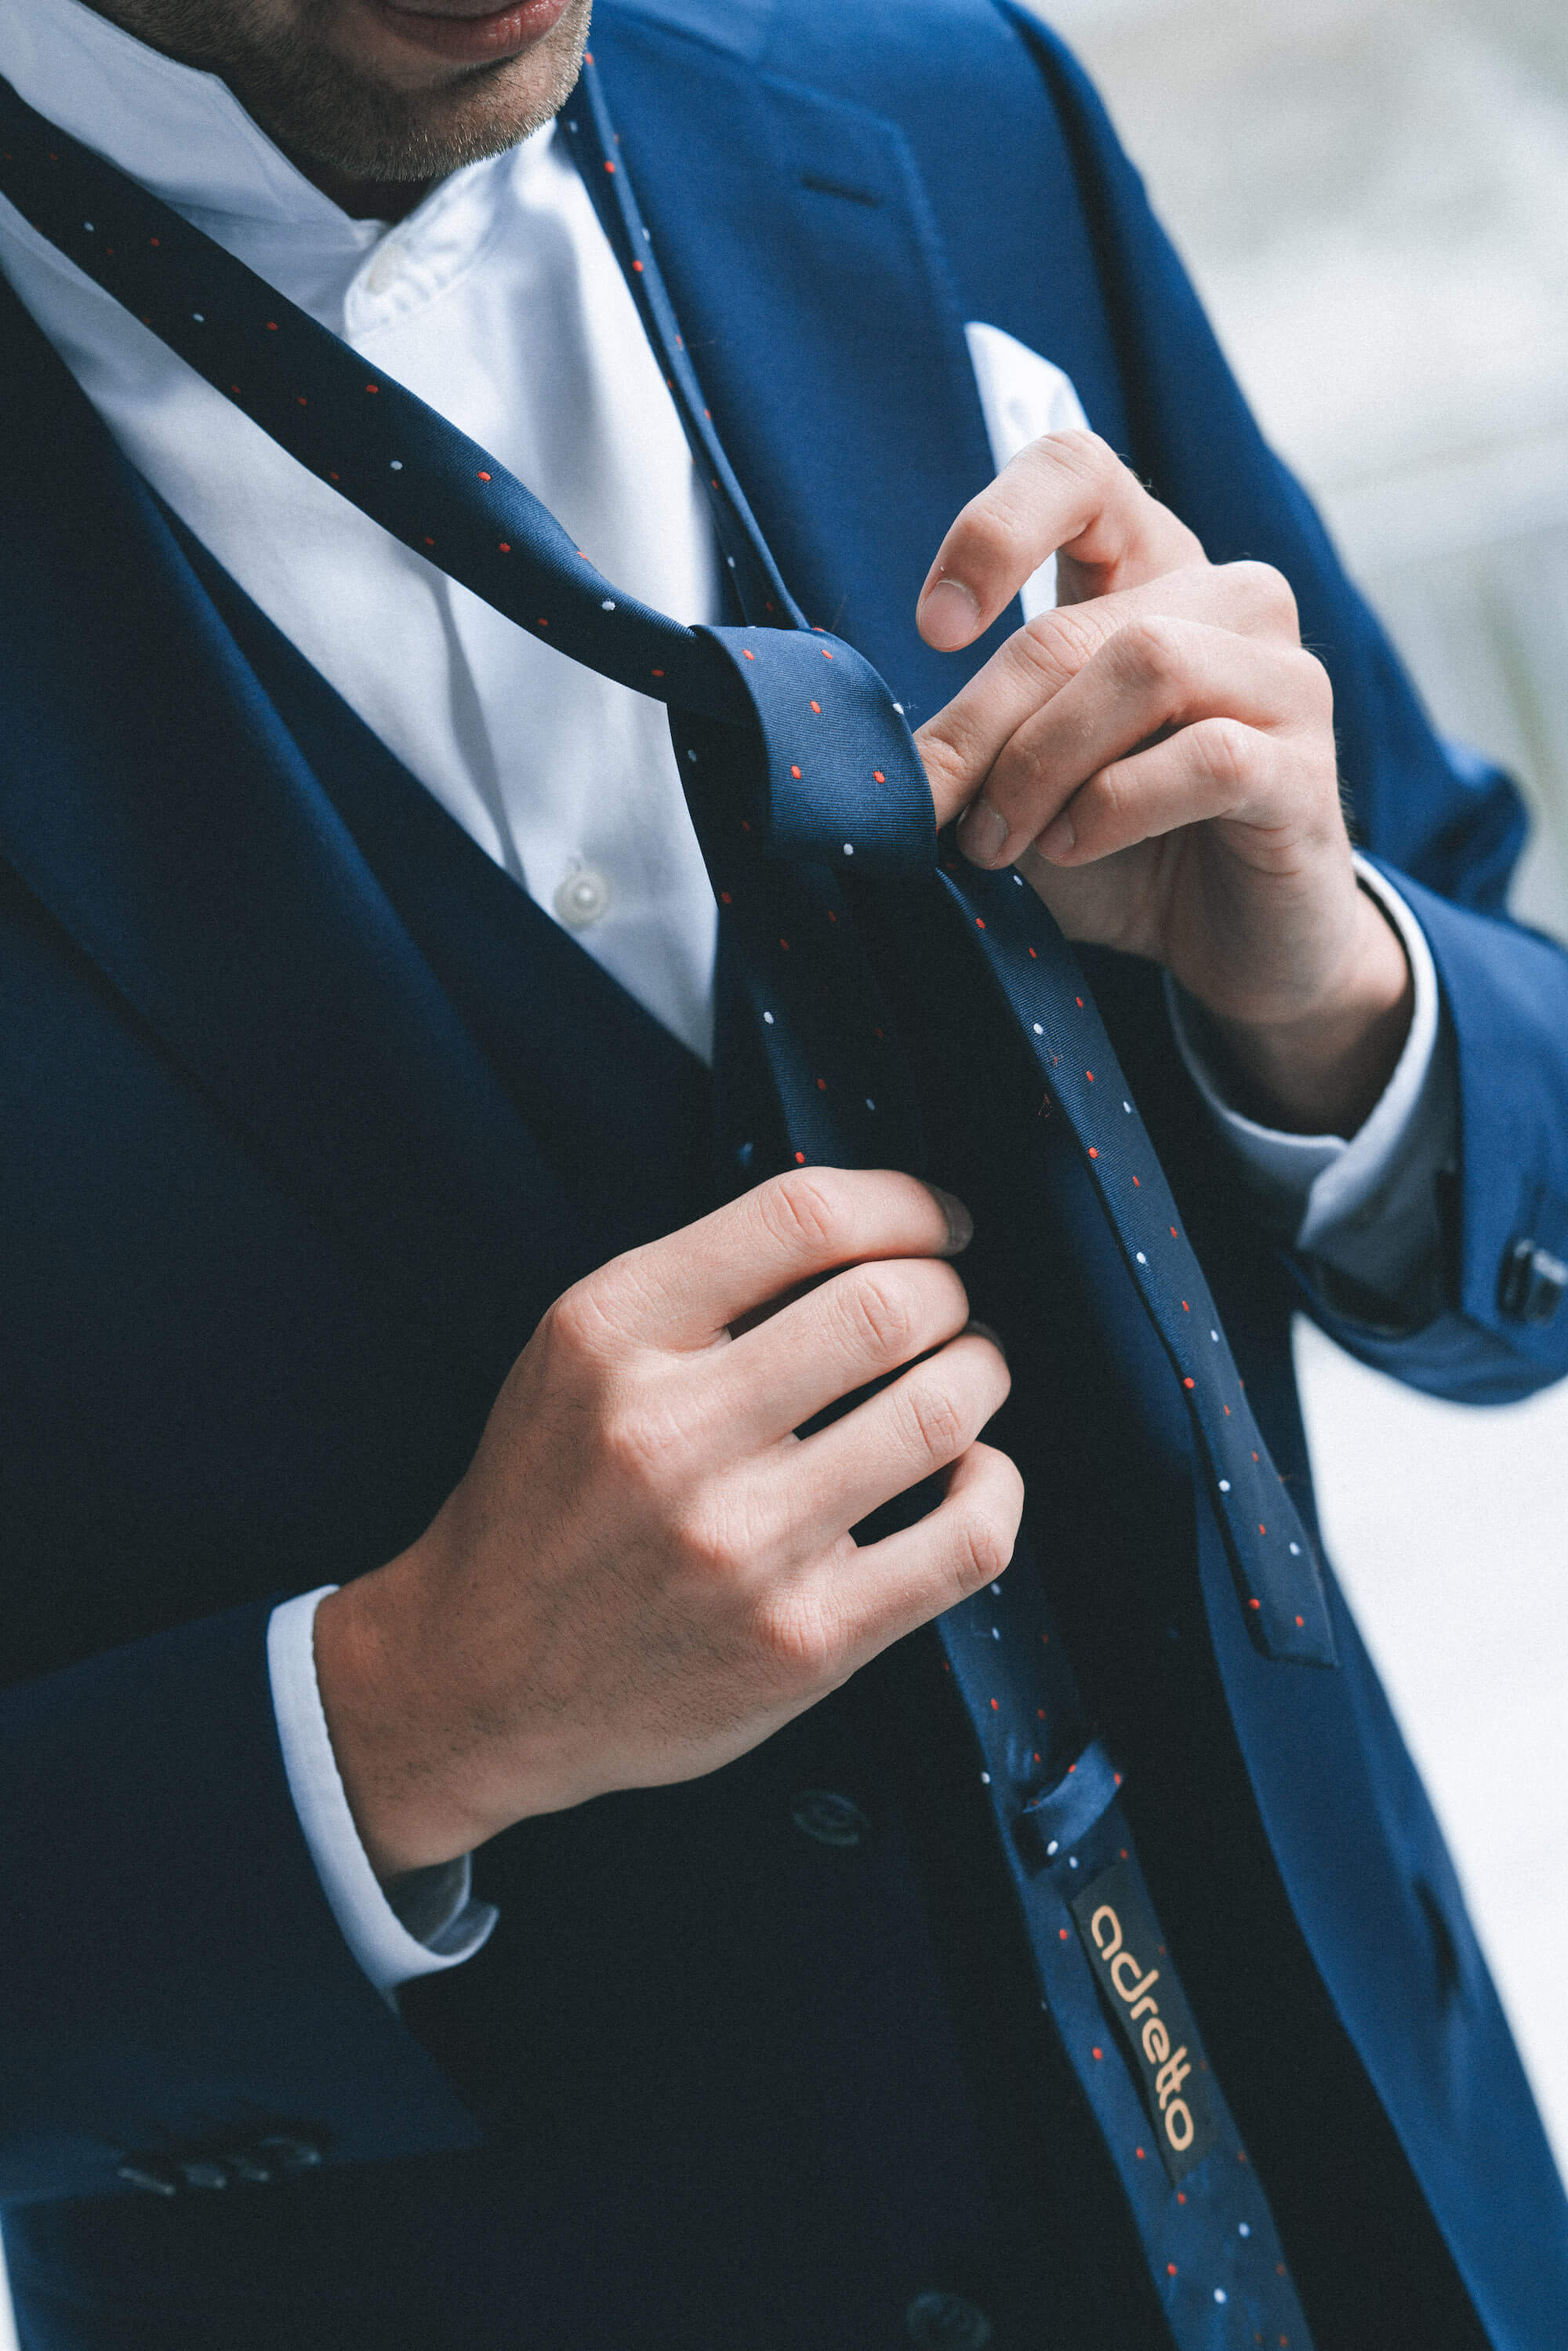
left=1070, top=1857, right=1218, bottom=2185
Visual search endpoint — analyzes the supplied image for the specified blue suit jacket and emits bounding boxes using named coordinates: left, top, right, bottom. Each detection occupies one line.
left=4, top=4, right=1568, bottom=2346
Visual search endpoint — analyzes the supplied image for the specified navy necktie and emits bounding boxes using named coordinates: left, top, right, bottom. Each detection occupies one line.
left=0, top=68, right=1322, bottom=2346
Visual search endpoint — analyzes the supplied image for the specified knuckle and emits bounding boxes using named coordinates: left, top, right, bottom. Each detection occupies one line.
left=840, top=1266, right=919, bottom=1361
left=1197, top=713, right=1261, bottom=795
left=954, top=500, right=1029, bottom=580
left=756, top=1167, right=855, bottom=1261
left=1118, top=611, right=1189, bottom=687
left=896, top=1373, right=968, bottom=1466
left=753, top=1588, right=847, bottom=1688
left=1023, top=601, right=1099, bottom=678
left=1226, top=558, right=1300, bottom=638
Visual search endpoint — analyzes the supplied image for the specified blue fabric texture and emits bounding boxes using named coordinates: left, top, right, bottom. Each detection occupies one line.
left=2, top=2, right=1566, bottom=2346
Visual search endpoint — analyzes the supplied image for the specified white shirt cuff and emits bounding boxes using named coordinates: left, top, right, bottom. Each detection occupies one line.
left=267, top=1586, right=497, bottom=1998
left=1168, top=857, right=1457, bottom=1300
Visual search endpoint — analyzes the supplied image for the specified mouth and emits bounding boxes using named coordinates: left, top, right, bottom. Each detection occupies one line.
left=366, top=0, right=571, bottom=64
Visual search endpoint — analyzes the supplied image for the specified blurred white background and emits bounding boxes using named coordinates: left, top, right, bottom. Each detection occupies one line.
left=1027, top=0, right=1568, bottom=2175
left=4, top=5, right=1566, bottom=2342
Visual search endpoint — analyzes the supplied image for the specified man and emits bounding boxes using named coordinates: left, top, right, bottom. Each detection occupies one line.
left=2, top=0, right=1566, bottom=2345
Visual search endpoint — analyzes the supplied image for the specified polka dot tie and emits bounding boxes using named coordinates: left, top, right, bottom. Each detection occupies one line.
left=0, top=67, right=1324, bottom=2345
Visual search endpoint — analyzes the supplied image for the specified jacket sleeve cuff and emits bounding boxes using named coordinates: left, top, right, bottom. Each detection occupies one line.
left=1167, top=856, right=1454, bottom=1301
left=268, top=1589, right=497, bottom=1999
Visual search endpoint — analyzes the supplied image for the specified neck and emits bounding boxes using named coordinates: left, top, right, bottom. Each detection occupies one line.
left=275, top=146, right=434, bottom=221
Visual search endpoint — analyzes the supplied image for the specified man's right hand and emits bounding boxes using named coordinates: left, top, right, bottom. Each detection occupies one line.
left=314, top=1168, right=1022, bottom=1880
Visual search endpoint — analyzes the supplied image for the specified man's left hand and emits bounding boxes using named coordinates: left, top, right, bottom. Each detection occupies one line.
left=912, top=431, right=1413, bottom=1137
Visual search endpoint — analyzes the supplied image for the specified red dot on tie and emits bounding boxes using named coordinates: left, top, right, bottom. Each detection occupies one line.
left=1171, top=1226, right=1178, bottom=1238
left=816, top=1077, right=827, bottom=1092
left=704, top=407, right=711, bottom=420
left=1092, top=2047, right=1103, bottom=2061
left=1136, top=2147, right=1145, bottom=2160
left=423, top=536, right=434, bottom=547
left=975, top=917, right=986, bottom=930
left=267, top=320, right=280, bottom=332
left=365, top=383, right=379, bottom=393
left=633, top=259, right=644, bottom=272
left=150, top=237, right=161, bottom=248
left=779, top=937, right=790, bottom=950
left=1086, top=1070, right=1094, bottom=1081
left=743, top=649, right=756, bottom=660
left=1183, top=1376, right=1196, bottom=1390
left=230, top=384, right=241, bottom=395
left=1167, top=2264, right=1178, bottom=2277
left=1132, top=1176, right=1140, bottom=1187
left=873, top=769, right=884, bottom=783
left=1295, top=1614, right=1305, bottom=1627
left=604, top=158, right=615, bottom=173
left=1076, top=995, right=1083, bottom=1007
left=536, top=616, right=547, bottom=626
left=1178, top=2191, right=1187, bottom=2203
left=1250, top=1597, right=1262, bottom=1611
left=1087, top=1146, right=1099, bottom=1159
left=1058, top=1928, right=1069, bottom=1940
left=296, top=395, right=307, bottom=407
left=652, top=668, right=664, bottom=678
left=675, top=335, right=684, bottom=349
left=989, top=1698, right=999, bottom=1711
left=821, top=646, right=834, bottom=659
left=810, top=700, right=821, bottom=713
left=1224, top=1404, right=1231, bottom=1416
left=1259, top=1522, right=1267, bottom=1535
left=497, top=542, right=510, bottom=553
left=720, top=892, right=732, bottom=905
left=1181, top=1300, right=1189, bottom=1313
left=477, top=469, right=491, bottom=481
left=790, top=765, right=801, bottom=779
left=1028, top=946, right=1037, bottom=958
left=793, top=1150, right=806, bottom=1165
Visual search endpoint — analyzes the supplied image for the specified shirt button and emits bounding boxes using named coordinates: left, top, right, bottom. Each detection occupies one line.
left=905, top=2291, right=993, bottom=2348
left=789, top=1790, right=869, bottom=1848
left=554, top=866, right=612, bottom=928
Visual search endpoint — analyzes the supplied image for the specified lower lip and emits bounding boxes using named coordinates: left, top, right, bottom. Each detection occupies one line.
left=370, top=0, right=568, bottom=63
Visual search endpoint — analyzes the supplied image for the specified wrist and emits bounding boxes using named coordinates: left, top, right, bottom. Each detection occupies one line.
left=1196, top=884, right=1414, bottom=1137
left=314, top=1545, right=496, bottom=1881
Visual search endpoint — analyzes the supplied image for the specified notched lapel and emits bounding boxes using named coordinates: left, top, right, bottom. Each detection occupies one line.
left=0, top=286, right=584, bottom=1373
left=596, top=10, right=1013, bottom=732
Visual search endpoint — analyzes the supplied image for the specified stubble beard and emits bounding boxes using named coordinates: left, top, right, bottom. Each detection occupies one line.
left=98, top=0, right=594, bottom=184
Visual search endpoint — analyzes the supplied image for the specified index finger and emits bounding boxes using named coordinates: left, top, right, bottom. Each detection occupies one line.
left=597, top=1168, right=973, bottom=1350
left=916, top=430, right=1203, bottom=653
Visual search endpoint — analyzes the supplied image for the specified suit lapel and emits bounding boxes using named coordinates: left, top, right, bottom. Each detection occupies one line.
left=595, top=2, right=1014, bottom=732
left=0, top=285, right=587, bottom=1376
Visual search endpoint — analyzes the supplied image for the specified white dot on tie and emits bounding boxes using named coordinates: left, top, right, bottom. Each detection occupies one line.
left=389, top=459, right=403, bottom=471
left=601, top=598, right=615, bottom=612
left=1068, top=1855, right=1078, bottom=1869
left=1047, top=1839, right=1059, bottom=1856
left=1210, top=1329, right=1220, bottom=1342
left=567, top=118, right=577, bottom=131
left=1214, top=2289, right=1227, bottom=2306
left=980, top=1771, right=991, bottom=1785
left=1290, top=1541, right=1301, bottom=1555
left=643, top=227, right=652, bottom=240
left=1238, top=2223, right=1250, bottom=2238
left=1218, top=1478, right=1231, bottom=1492
left=686, top=749, right=698, bottom=764
left=843, top=842, right=855, bottom=856
left=991, top=1626, right=1000, bottom=1641
left=727, top=555, right=737, bottom=568
left=1136, top=1251, right=1147, bottom=1265
left=1033, top=1023, right=1044, bottom=1035
left=990, top=1582, right=1004, bottom=1597
left=191, top=312, right=204, bottom=323
left=83, top=220, right=94, bottom=232
left=1123, top=1099, right=1132, bottom=1114
left=866, top=1097, right=876, bottom=1111
left=892, top=702, right=904, bottom=714
left=762, top=1011, right=775, bottom=1025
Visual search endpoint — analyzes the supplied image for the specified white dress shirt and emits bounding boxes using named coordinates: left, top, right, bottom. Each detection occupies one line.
left=0, top=0, right=1454, bottom=1993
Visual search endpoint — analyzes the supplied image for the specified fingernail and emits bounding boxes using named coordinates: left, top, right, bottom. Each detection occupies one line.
left=920, top=576, right=981, bottom=651
left=966, top=1319, right=1007, bottom=1362
left=1037, top=811, right=1075, bottom=859
left=924, top=1184, right=974, bottom=1254
left=957, top=796, right=1011, bottom=869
